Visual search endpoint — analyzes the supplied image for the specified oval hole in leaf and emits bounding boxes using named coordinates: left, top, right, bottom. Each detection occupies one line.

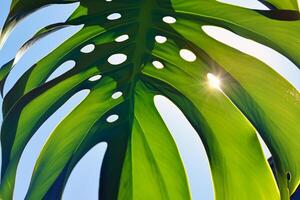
left=108, top=54, right=127, bottom=65
left=88, top=74, right=102, bottom=82
left=115, top=35, right=129, bottom=43
left=107, top=13, right=121, bottom=20
left=80, top=44, right=95, bottom=54
left=106, top=114, right=119, bottom=123
left=155, top=35, right=167, bottom=44
left=180, top=49, right=197, bottom=62
left=112, top=91, right=123, bottom=99
left=46, top=60, right=76, bottom=82
left=152, top=61, right=164, bottom=69
left=163, top=16, right=176, bottom=24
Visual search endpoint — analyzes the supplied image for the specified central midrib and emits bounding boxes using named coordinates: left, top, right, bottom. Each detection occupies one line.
left=132, top=0, right=156, bottom=76
left=127, top=0, right=156, bottom=113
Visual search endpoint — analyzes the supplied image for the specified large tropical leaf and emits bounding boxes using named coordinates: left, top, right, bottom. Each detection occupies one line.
left=0, top=0, right=299, bottom=199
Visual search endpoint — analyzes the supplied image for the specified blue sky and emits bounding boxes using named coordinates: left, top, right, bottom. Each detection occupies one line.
left=0, top=0, right=299, bottom=199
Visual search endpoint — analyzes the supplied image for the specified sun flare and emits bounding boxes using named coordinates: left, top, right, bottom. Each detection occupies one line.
left=207, top=73, right=221, bottom=89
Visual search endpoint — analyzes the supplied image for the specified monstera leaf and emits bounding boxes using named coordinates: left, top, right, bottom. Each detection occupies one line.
left=0, top=0, right=299, bottom=199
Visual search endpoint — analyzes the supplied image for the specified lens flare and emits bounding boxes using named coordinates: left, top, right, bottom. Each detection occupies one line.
left=207, top=73, right=221, bottom=89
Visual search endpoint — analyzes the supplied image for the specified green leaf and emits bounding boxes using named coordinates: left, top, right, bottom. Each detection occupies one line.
left=260, top=0, right=299, bottom=10
left=25, top=80, right=190, bottom=200
left=0, top=0, right=299, bottom=199
left=0, top=60, right=14, bottom=96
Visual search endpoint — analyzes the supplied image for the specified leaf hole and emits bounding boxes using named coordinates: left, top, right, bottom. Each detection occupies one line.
left=106, top=114, right=119, bottom=123
left=112, top=91, right=123, bottom=99
left=80, top=44, right=95, bottom=53
left=180, top=49, right=197, bottom=62
left=115, top=34, right=129, bottom=43
left=152, top=61, right=164, bottom=69
left=107, top=13, right=121, bottom=20
left=88, top=75, right=102, bottom=82
left=108, top=54, right=127, bottom=65
left=46, top=60, right=76, bottom=82
left=162, top=16, right=176, bottom=24
left=155, top=35, right=167, bottom=44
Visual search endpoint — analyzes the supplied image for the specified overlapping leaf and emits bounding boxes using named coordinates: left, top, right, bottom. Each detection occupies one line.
left=259, top=0, right=299, bottom=9
left=0, top=0, right=299, bottom=199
